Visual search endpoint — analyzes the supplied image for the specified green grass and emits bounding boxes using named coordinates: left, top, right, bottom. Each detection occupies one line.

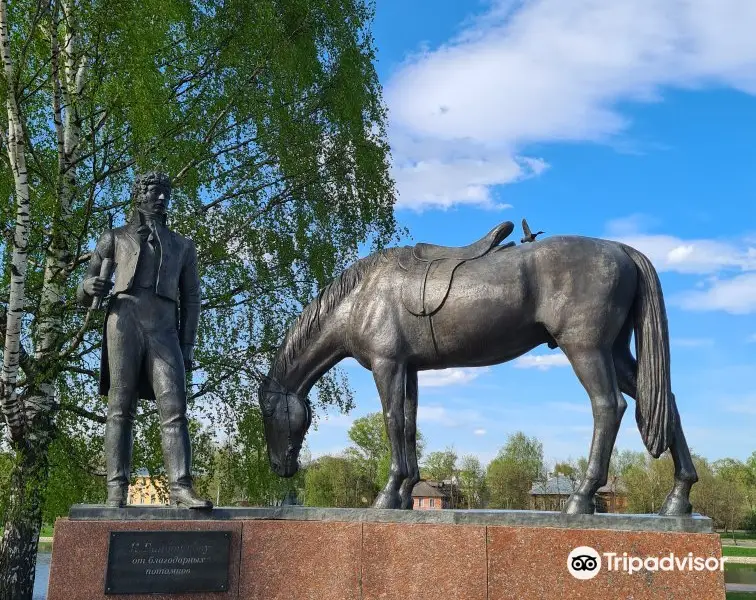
left=727, top=593, right=756, bottom=599
left=721, top=532, right=756, bottom=541
left=723, top=547, right=756, bottom=557
left=40, top=524, right=54, bottom=538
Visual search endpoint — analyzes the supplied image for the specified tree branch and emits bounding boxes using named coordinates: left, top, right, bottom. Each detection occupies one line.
left=59, top=401, right=105, bottom=424
left=62, top=365, right=96, bottom=379
left=58, top=307, right=93, bottom=360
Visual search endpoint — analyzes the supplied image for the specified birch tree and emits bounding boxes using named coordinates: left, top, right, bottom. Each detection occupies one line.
left=0, top=1, right=396, bottom=597
left=458, top=455, right=486, bottom=509
left=0, top=2, right=44, bottom=596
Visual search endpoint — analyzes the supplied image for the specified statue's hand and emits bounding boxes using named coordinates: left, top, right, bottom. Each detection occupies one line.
left=83, top=276, right=113, bottom=298
left=181, top=344, right=194, bottom=372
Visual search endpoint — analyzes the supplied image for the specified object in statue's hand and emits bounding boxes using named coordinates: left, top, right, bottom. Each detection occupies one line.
left=84, top=258, right=113, bottom=310
left=86, top=257, right=114, bottom=309
left=83, top=276, right=112, bottom=297
left=521, top=218, right=544, bottom=244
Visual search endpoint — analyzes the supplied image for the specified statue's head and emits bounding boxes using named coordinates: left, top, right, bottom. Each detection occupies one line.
left=258, top=376, right=311, bottom=477
left=132, top=171, right=172, bottom=217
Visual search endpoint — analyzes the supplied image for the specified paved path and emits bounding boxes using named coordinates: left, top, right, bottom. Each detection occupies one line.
left=725, top=556, right=756, bottom=564
left=722, top=539, right=756, bottom=548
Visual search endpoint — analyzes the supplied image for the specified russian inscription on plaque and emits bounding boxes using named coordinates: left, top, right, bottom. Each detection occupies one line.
left=105, top=530, right=231, bottom=594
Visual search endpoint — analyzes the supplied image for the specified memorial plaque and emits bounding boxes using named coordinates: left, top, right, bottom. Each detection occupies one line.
left=105, top=530, right=231, bottom=594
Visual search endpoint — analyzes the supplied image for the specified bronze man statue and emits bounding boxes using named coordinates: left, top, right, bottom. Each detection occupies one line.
left=77, top=171, right=212, bottom=509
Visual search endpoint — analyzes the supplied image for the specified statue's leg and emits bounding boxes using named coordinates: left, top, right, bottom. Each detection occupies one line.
left=104, top=311, right=144, bottom=503
left=614, top=347, right=696, bottom=516
left=146, top=333, right=192, bottom=490
left=562, top=346, right=623, bottom=515
left=398, top=368, right=420, bottom=509
left=372, top=359, right=408, bottom=509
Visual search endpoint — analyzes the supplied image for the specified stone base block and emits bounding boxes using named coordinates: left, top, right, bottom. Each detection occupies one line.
left=487, top=525, right=725, bottom=599
left=48, top=507, right=725, bottom=600
left=48, top=519, right=243, bottom=600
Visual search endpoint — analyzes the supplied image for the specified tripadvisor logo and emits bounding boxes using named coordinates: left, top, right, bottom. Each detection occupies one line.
left=567, top=546, right=726, bottom=580
left=568, top=546, right=601, bottom=580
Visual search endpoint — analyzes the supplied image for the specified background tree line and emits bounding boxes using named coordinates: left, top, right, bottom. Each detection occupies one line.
left=149, top=415, right=756, bottom=537
left=4, top=411, right=754, bottom=535
left=301, top=426, right=756, bottom=539
left=3, top=407, right=756, bottom=564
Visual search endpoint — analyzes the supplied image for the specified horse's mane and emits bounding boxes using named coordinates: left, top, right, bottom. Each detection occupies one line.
left=272, top=248, right=395, bottom=378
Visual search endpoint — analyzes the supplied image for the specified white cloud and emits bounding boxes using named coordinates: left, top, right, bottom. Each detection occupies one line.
left=392, top=139, right=545, bottom=210
left=418, top=405, right=482, bottom=427
left=513, top=353, right=570, bottom=370
left=608, top=233, right=755, bottom=274
left=675, top=273, right=756, bottom=314
left=418, top=367, right=488, bottom=387
left=386, top=0, right=756, bottom=210
left=473, top=428, right=487, bottom=436
left=604, top=215, right=756, bottom=313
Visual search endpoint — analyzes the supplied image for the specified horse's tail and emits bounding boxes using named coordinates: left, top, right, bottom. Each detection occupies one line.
left=620, top=243, right=676, bottom=458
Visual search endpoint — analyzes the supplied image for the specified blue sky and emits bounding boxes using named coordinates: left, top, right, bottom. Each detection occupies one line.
left=305, top=0, right=756, bottom=469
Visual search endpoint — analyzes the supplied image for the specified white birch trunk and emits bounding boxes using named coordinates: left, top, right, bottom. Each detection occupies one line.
left=36, top=0, right=84, bottom=367
left=0, top=0, right=31, bottom=441
left=0, top=3, right=49, bottom=599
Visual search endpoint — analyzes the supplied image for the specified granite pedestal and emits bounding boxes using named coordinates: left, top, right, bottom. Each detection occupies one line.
left=48, top=506, right=725, bottom=600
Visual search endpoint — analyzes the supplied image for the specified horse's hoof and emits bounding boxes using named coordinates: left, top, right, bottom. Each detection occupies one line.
left=373, top=491, right=401, bottom=509
left=399, top=496, right=414, bottom=510
left=659, top=493, right=693, bottom=516
left=562, top=493, right=596, bottom=515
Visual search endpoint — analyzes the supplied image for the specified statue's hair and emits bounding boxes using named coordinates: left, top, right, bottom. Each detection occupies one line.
left=131, top=171, right=172, bottom=203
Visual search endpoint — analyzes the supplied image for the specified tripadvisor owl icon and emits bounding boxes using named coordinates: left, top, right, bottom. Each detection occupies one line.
left=568, top=546, right=602, bottom=580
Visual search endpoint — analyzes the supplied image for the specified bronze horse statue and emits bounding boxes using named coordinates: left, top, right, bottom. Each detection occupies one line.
left=258, top=221, right=698, bottom=515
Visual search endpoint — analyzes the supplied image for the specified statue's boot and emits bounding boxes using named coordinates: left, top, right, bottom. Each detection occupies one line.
left=163, top=413, right=212, bottom=509
left=170, top=485, right=213, bottom=509
left=106, top=485, right=127, bottom=508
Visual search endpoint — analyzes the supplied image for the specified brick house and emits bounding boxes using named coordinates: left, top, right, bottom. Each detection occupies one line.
left=412, top=480, right=452, bottom=510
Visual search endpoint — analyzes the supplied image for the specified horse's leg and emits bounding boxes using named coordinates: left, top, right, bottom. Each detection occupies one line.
left=398, top=368, right=420, bottom=509
left=372, top=359, right=408, bottom=509
left=563, top=346, right=623, bottom=515
left=614, top=342, right=696, bottom=516
left=658, top=404, right=696, bottom=515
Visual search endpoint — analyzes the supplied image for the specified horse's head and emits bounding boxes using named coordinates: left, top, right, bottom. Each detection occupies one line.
left=258, top=375, right=312, bottom=477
